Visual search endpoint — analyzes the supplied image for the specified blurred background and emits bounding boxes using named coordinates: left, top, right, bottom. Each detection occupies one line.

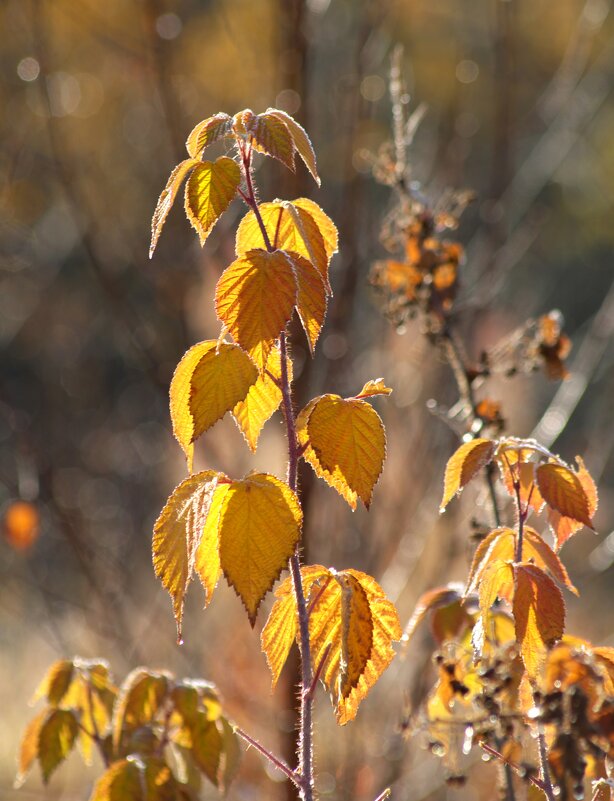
left=1, top=0, right=614, bottom=799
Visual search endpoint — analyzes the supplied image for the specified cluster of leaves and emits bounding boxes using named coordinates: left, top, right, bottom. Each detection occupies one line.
left=150, top=110, right=401, bottom=732
left=17, top=659, right=240, bottom=800
left=403, top=436, right=613, bottom=797
left=368, top=60, right=611, bottom=797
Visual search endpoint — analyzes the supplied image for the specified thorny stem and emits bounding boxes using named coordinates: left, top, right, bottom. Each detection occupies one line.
left=239, top=143, right=314, bottom=801
left=235, top=728, right=301, bottom=787
left=479, top=740, right=547, bottom=793
left=537, top=729, right=556, bottom=801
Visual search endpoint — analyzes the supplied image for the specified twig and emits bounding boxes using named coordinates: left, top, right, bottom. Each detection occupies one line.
left=235, top=728, right=300, bottom=787
left=479, top=741, right=546, bottom=793
left=537, top=731, right=556, bottom=801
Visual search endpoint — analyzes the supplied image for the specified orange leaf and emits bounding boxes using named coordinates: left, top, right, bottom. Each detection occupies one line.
left=548, top=456, right=598, bottom=550
left=536, top=462, right=593, bottom=529
left=513, top=563, right=565, bottom=680
left=150, top=158, right=199, bottom=258
left=265, top=109, right=320, bottom=185
left=401, top=584, right=464, bottom=648
left=440, top=438, right=496, bottom=512
left=247, top=111, right=296, bottom=172
left=215, top=249, right=298, bottom=371
left=353, top=378, right=393, bottom=399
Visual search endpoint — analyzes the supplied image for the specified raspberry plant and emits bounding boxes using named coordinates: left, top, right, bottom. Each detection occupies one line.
left=17, top=109, right=402, bottom=801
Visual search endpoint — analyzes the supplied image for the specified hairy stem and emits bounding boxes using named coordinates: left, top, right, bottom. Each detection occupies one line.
left=513, top=478, right=526, bottom=563
left=537, top=730, right=556, bottom=801
left=235, top=728, right=300, bottom=787
left=239, top=142, right=314, bottom=800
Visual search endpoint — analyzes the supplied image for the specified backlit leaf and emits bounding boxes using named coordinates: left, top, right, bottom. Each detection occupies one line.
left=235, top=201, right=335, bottom=292
left=15, top=708, right=47, bottom=787
left=354, top=378, right=393, bottom=399
left=265, top=109, right=320, bottom=185
left=219, top=717, right=241, bottom=793
left=467, top=527, right=577, bottom=596
left=190, top=712, right=223, bottom=786
left=478, top=559, right=514, bottom=628
left=32, top=659, right=74, bottom=706
left=184, top=157, right=240, bottom=246
left=194, top=482, right=231, bottom=607
left=299, top=393, right=387, bottom=509
left=170, top=341, right=258, bottom=466
left=186, top=113, right=233, bottom=158
left=440, top=438, right=496, bottom=512
left=513, top=563, right=565, bottom=680
left=401, top=584, right=465, bottom=649
left=61, top=661, right=116, bottom=765
left=215, top=249, right=298, bottom=371
left=232, top=345, right=289, bottom=451
left=90, top=758, right=142, bottom=801
left=247, top=111, right=296, bottom=172
left=150, top=159, right=199, bottom=258
left=336, top=570, right=402, bottom=725
left=37, top=709, right=79, bottom=783
left=112, top=669, right=169, bottom=751
left=498, top=452, right=545, bottom=515
left=548, top=456, right=598, bottom=550
left=287, top=252, right=327, bottom=352
left=536, top=462, right=593, bottom=529
left=153, top=471, right=223, bottom=636
left=90, top=757, right=177, bottom=801
left=218, top=473, right=302, bottom=624
left=261, top=565, right=329, bottom=688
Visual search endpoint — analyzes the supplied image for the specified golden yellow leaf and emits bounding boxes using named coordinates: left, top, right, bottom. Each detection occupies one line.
left=261, top=566, right=329, bottom=689
left=354, top=378, right=393, bottom=399
left=150, top=159, right=199, bottom=258
left=522, top=527, right=578, bottom=595
left=112, top=669, right=169, bottom=751
left=37, top=709, right=79, bottom=783
left=32, top=659, right=74, bottom=706
left=235, top=201, right=333, bottom=291
left=248, top=111, right=296, bottom=172
left=306, top=571, right=373, bottom=703
left=401, top=584, right=464, bottom=649
left=292, top=198, right=338, bottom=269
left=170, top=341, right=258, bottom=467
left=89, top=758, right=142, bottom=801
left=218, top=473, right=302, bottom=625
left=62, top=664, right=115, bottom=765
left=186, top=113, right=233, bottom=158
left=466, top=527, right=578, bottom=597
left=478, top=559, right=514, bottom=625
left=194, top=482, right=231, bottom=607
left=184, top=156, right=240, bottom=245
left=215, top=249, right=298, bottom=371
left=152, top=471, right=223, bottom=637
left=440, top=438, right=496, bottom=512
left=513, top=563, right=565, bottom=680
left=536, top=462, right=593, bottom=529
left=300, top=394, right=386, bottom=509
left=232, top=345, right=290, bottom=452
left=336, top=569, right=402, bottom=725
left=548, top=456, right=598, bottom=550
left=190, top=712, right=223, bottom=785
left=286, top=252, right=327, bottom=353
left=265, top=109, right=320, bottom=185
left=15, top=708, right=47, bottom=787
left=498, top=450, right=545, bottom=515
